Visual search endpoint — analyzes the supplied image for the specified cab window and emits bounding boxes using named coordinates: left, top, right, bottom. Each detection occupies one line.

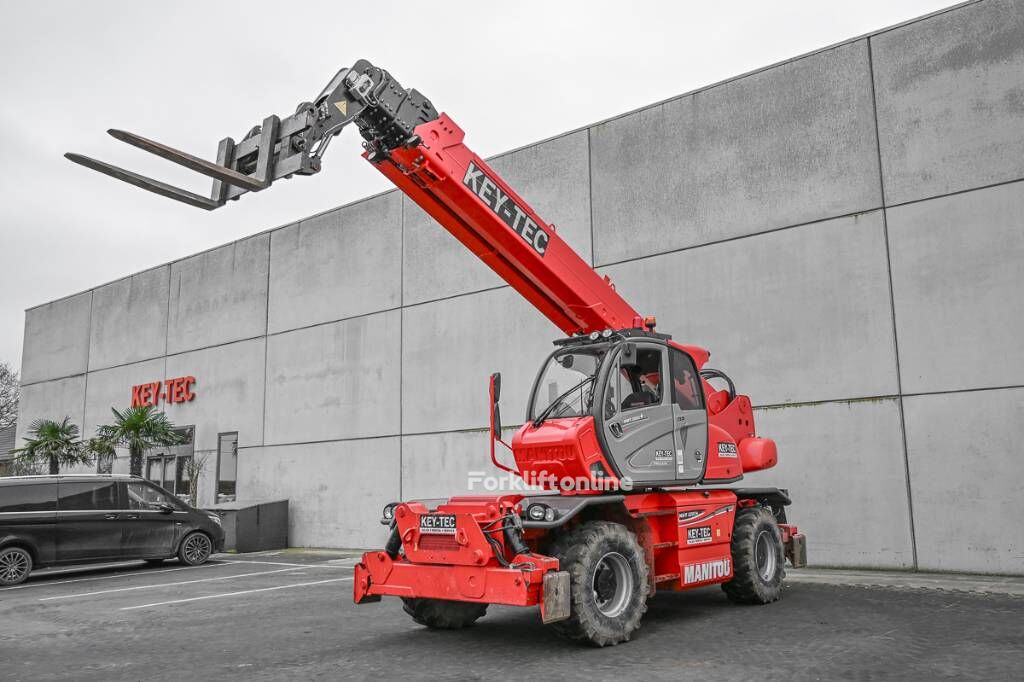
left=618, top=347, right=664, bottom=411
left=530, top=347, right=607, bottom=421
left=126, top=482, right=181, bottom=511
left=669, top=348, right=703, bottom=410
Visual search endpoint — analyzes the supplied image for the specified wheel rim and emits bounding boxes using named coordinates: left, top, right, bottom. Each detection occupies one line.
left=1, top=550, right=30, bottom=584
left=184, top=534, right=211, bottom=563
left=754, top=530, right=777, bottom=581
left=592, top=551, right=633, bottom=618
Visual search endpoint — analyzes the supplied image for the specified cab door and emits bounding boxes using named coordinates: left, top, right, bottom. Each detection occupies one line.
left=600, top=342, right=677, bottom=483
left=668, top=347, right=709, bottom=483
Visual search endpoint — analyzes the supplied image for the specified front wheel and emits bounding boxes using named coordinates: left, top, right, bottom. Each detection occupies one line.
left=178, top=532, right=212, bottom=566
left=0, top=546, right=33, bottom=586
left=401, top=598, right=488, bottom=629
left=722, top=506, right=785, bottom=604
left=548, top=521, right=649, bottom=647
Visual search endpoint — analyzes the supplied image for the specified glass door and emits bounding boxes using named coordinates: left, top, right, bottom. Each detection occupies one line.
left=145, top=426, right=195, bottom=499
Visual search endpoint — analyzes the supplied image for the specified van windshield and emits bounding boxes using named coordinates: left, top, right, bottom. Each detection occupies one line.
left=530, top=346, right=608, bottom=422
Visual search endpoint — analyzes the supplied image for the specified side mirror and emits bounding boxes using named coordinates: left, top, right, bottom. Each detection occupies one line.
left=487, top=371, right=518, bottom=476
left=490, top=372, right=501, bottom=404
left=489, top=372, right=503, bottom=434
left=158, top=503, right=175, bottom=514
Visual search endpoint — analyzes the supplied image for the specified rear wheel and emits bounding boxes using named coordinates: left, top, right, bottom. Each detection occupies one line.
left=722, top=506, right=785, bottom=604
left=178, top=532, right=212, bottom=566
left=548, top=521, right=649, bottom=647
left=0, top=546, right=32, bottom=586
left=401, top=598, right=488, bottom=629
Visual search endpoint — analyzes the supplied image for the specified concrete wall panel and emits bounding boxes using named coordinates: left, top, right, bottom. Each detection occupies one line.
left=21, top=292, right=92, bottom=384
left=872, top=0, right=1024, bottom=205
left=401, top=430, right=530, bottom=501
left=600, top=212, right=898, bottom=406
left=82, top=358, right=165, bottom=437
left=164, top=338, right=266, bottom=452
left=88, top=267, right=169, bottom=371
left=402, top=287, right=558, bottom=434
left=403, top=131, right=593, bottom=305
left=590, top=39, right=880, bottom=265
left=753, top=398, right=915, bottom=568
left=888, top=181, right=1024, bottom=394
left=237, top=438, right=400, bottom=548
left=904, top=387, right=1024, bottom=574
left=269, top=193, right=402, bottom=333
left=167, top=235, right=269, bottom=354
left=264, top=310, right=401, bottom=445
left=15, top=376, right=87, bottom=445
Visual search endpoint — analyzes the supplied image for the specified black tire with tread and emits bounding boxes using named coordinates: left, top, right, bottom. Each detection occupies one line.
left=0, top=546, right=33, bottom=586
left=177, top=531, right=213, bottom=566
left=722, top=506, right=785, bottom=605
left=547, top=520, right=649, bottom=647
left=401, top=598, right=488, bottom=629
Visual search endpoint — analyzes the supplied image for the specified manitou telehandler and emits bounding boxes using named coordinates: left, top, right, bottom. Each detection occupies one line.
left=69, top=59, right=807, bottom=646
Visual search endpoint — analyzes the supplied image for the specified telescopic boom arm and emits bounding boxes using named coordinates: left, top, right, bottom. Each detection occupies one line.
left=67, top=59, right=643, bottom=336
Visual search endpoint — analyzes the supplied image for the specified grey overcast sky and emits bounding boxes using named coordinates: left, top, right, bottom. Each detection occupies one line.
left=0, top=0, right=956, bottom=371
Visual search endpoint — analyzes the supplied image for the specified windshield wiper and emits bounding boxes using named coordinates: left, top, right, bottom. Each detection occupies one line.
left=532, top=376, right=596, bottom=428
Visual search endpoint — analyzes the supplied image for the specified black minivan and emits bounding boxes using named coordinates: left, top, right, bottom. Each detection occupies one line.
left=0, top=474, right=225, bottom=586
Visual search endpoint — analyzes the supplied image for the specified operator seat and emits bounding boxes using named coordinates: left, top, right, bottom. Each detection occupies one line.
left=622, top=390, right=657, bottom=409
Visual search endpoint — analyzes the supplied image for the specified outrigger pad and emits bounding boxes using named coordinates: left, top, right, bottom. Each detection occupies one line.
left=541, top=570, right=571, bottom=624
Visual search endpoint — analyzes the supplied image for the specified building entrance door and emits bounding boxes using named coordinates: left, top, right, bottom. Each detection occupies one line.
left=145, top=427, right=194, bottom=500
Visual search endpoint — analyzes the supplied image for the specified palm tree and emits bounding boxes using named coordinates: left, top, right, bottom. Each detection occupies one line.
left=84, top=436, right=117, bottom=473
left=13, top=417, right=93, bottom=474
left=96, top=406, right=184, bottom=476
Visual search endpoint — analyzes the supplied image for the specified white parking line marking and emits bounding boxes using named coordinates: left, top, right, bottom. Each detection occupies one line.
left=1, top=561, right=234, bottom=591
left=39, top=567, right=311, bottom=601
left=215, top=560, right=351, bottom=568
left=121, top=576, right=354, bottom=610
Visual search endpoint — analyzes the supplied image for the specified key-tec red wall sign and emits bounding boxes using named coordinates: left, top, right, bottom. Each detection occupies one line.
left=131, top=376, right=196, bottom=407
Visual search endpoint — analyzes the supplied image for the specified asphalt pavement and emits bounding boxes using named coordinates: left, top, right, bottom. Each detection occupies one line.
left=1, top=550, right=1021, bottom=681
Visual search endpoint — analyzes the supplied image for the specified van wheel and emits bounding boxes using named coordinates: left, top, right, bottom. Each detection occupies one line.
left=547, top=521, right=649, bottom=647
left=0, top=546, right=33, bottom=586
left=178, top=532, right=212, bottom=566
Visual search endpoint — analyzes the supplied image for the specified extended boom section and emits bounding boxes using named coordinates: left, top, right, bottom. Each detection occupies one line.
left=374, top=116, right=640, bottom=335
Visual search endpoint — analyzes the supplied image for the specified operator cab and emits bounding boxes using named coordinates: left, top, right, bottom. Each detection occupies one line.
left=525, top=332, right=709, bottom=486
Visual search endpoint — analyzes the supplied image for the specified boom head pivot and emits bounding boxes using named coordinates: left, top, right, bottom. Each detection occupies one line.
left=66, top=59, right=438, bottom=210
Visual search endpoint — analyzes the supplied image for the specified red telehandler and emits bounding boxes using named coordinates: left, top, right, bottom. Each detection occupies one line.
left=68, top=59, right=806, bottom=646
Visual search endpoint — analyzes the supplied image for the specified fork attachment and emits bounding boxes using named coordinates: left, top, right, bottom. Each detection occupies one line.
left=66, top=59, right=438, bottom=210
